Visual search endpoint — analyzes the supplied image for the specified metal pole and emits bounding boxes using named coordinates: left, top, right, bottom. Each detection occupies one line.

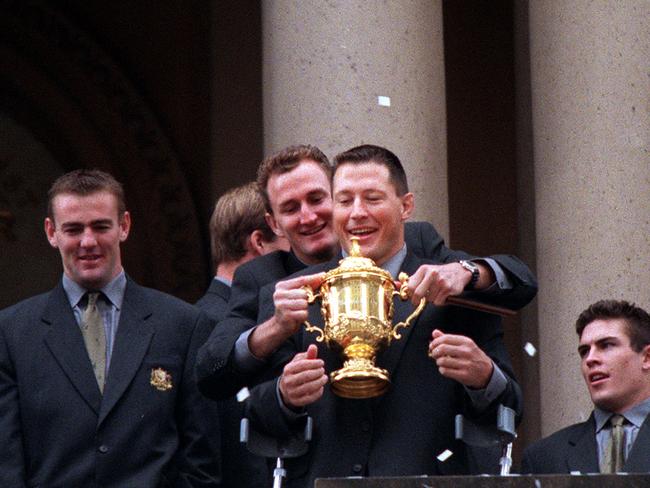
left=272, top=457, right=286, bottom=488
left=499, top=442, right=513, bottom=475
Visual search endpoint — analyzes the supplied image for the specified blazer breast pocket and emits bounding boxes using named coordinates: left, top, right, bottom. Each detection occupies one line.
left=142, top=356, right=183, bottom=395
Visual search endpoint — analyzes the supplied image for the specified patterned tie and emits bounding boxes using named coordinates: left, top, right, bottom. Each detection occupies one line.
left=602, top=414, right=626, bottom=473
left=81, top=292, right=106, bottom=393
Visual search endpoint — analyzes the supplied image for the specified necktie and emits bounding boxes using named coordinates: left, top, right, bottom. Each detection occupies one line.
left=81, top=292, right=106, bottom=393
left=602, top=414, right=626, bottom=473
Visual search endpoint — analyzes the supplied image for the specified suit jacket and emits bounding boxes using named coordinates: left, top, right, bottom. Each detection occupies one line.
left=246, top=251, right=523, bottom=487
left=195, top=279, right=269, bottom=488
left=196, top=220, right=538, bottom=400
left=0, top=278, right=220, bottom=488
left=521, top=413, right=650, bottom=474
left=195, top=279, right=230, bottom=322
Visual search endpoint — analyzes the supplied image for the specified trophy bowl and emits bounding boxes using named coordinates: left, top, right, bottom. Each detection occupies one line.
left=303, top=238, right=425, bottom=399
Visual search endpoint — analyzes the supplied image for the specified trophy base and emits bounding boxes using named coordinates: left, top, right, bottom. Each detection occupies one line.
left=330, top=364, right=390, bottom=399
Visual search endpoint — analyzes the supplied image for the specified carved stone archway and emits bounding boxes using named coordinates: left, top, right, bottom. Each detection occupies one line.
left=0, top=0, right=206, bottom=306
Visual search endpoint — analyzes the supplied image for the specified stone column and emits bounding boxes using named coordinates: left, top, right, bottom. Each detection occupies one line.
left=262, top=0, right=449, bottom=236
left=529, top=1, right=650, bottom=436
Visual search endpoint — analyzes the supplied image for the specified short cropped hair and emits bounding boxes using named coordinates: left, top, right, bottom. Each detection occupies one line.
left=333, top=144, right=409, bottom=196
left=576, top=299, right=650, bottom=352
left=209, top=182, right=276, bottom=265
left=256, top=145, right=331, bottom=213
left=47, top=169, right=126, bottom=222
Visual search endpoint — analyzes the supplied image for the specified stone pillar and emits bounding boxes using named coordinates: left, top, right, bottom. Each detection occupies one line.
left=262, top=0, right=449, bottom=237
left=529, top=1, right=650, bottom=436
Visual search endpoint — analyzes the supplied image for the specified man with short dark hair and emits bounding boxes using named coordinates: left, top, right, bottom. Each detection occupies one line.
left=256, top=144, right=338, bottom=266
left=0, top=169, right=219, bottom=487
left=240, top=145, right=533, bottom=486
left=522, top=299, right=650, bottom=474
left=196, top=181, right=288, bottom=488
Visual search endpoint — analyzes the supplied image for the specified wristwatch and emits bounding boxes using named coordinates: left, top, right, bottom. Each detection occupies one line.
left=459, top=260, right=480, bottom=290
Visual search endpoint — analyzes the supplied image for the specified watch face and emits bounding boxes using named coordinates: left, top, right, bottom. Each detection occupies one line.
left=460, top=260, right=479, bottom=289
left=461, top=260, right=478, bottom=273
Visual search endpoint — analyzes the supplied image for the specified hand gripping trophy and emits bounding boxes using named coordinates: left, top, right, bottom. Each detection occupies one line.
left=303, top=237, right=425, bottom=399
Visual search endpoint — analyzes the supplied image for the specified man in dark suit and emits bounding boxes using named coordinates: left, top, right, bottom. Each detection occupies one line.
left=0, top=169, right=219, bottom=488
left=196, top=182, right=289, bottom=488
left=196, top=145, right=537, bottom=399
left=522, top=299, right=650, bottom=474
left=242, top=145, right=530, bottom=486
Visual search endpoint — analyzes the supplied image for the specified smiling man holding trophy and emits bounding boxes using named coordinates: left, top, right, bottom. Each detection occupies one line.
left=240, top=145, right=533, bottom=487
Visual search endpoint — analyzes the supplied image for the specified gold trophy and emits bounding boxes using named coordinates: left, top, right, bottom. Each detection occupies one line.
left=303, top=237, right=426, bottom=399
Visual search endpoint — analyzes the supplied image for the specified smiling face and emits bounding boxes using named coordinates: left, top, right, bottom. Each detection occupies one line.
left=265, top=160, right=338, bottom=265
left=45, top=191, right=130, bottom=290
left=578, top=318, right=650, bottom=413
left=332, top=162, right=413, bottom=265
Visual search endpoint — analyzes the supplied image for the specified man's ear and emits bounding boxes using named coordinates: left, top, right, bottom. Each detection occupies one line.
left=641, top=344, right=650, bottom=371
left=248, top=230, right=266, bottom=256
left=119, top=211, right=131, bottom=242
left=265, top=212, right=284, bottom=238
left=44, top=218, right=58, bottom=248
left=400, top=192, right=414, bottom=221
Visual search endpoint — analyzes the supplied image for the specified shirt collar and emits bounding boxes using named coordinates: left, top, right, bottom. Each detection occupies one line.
left=215, top=276, right=232, bottom=287
left=594, top=395, right=650, bottom=431
left=62, top=271, right=127, bottom=309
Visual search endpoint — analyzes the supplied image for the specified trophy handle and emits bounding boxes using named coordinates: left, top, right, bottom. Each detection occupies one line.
left=391, top=272, right=426, bottom=340
left=302, top=285, right=325, bottom=342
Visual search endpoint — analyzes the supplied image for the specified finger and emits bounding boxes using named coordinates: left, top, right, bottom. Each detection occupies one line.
left=278, top=272, right=326, bottom=291
left=429, top=331, right=450, bottom=353
left=437, top=360, right=492, bottom=389
left=407, top=267, right=429, bottom=303
left=301, top=385, right=325, bottom=403
left=430, top=334, right=473, bottom=360
left=429, top=343, right=463, bottom=360
left=411, top=270, right=433, bottom=302
left=290, top=385, right=326, bottom=407
left=284, top=367, right=327, bottom=387
left=289, top=348, right=323, bottom=364
left=276, top=309, right=309, bottom=325
left=303, top=272, right=326, bottom=290
left=407, top=265, right=427, bottom=289
left=430, top=287, right=449, bottom=306
left=281, top=373, right=328, bottom=406
left=414, top=281, right=433, bottom=304
left=280, top=363, right=325, bottom=391
left=437, top=366, right=467, bottom=383
left=273, top=293, right=309, bottom=317
left=434, top=355, right=467, bottom=370
left=274, top=288, right=310, bottom=303
left=427, top=273, right=454, bottom=305
left=305, top=344, right=318, bottom=360
left=284, top=356, right=324, bottom=373
left=430, top=332, right=473, bottom=349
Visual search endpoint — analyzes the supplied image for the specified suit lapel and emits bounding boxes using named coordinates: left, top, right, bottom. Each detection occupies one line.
left=98, top=280, right=154, bottom=425
left=43, top=284, right=102, bottom=415
left=375, top=252, right=423, bottom=378
left=624, top=414, right=650, bottom=472
left=566, top=416, right=600, bottom=473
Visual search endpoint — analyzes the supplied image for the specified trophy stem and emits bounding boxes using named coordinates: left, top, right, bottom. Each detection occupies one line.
left=329, top=343, right=390, bottom=399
